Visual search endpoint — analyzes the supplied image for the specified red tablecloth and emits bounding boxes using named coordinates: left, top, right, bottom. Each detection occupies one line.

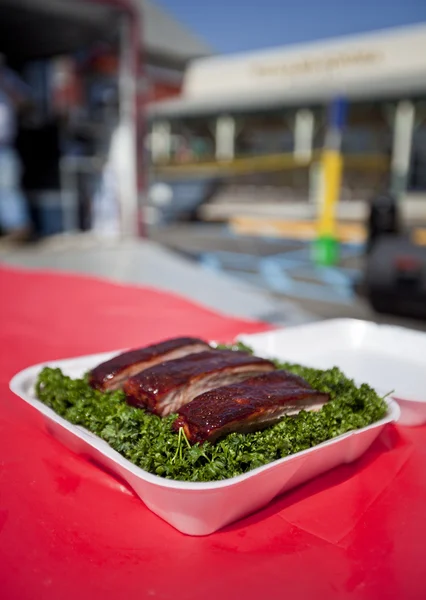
left=1, top=265, right=425, bottom=600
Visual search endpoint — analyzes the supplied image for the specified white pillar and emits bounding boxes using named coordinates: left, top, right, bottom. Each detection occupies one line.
left=215, top=115, right=235, bottom=161
left=151, top=121, right=172, bottom=163
left=391, top=100, right=415, bottom=198
left=309, top=161, right=323, bottom=205
left=116, top=13, right=139, bottom=237
left=294, top=109, right=314, bottom=161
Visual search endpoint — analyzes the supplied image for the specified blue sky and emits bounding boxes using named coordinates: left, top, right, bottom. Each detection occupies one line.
left=157, top=0, right=426, bottom=53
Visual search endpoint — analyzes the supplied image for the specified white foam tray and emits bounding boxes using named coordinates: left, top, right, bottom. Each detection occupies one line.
left=240, top=318, right=426, bottom=427
left=10, top=326, right=399, bottom=536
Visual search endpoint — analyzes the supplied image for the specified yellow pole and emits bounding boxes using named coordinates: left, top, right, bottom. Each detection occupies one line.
left=318, top=149, right=343, bottom=238
left=314, top=98, right=346, bottom=266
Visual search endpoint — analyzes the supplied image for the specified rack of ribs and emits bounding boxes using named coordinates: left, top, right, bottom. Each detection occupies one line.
left=123, top=349, right=276, bottom=416
left=173, top=370, right=330, bottom=444
left=88, top=337, right=211, bottom=391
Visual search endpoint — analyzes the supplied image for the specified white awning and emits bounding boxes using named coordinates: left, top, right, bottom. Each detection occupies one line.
left=149, top=23, right=426, bottom=119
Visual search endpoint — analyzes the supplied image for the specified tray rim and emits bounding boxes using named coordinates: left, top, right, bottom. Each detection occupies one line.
left=238, top=317, right=426, bottom=350
left=238, top=317, right=426, bottom=404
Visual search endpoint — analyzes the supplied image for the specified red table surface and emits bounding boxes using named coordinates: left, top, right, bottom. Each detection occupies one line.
left=1, top=265, right=425, bottom=600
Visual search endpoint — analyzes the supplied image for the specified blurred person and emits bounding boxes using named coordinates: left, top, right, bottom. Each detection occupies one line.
left=0, top=54, right=32, bottom=241
left=17, top=107, right=64, bottom=238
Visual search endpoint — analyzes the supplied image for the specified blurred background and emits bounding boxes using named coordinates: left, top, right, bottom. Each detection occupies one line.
left=1, top=0, right=426, bottom=328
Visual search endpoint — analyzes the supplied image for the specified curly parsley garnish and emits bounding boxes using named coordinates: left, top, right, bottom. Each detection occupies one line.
left=35, top=345, right=387, bottom=482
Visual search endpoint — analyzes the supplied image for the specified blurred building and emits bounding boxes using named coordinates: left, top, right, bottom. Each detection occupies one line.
left=148, top=24, right=426, bottom=231
left=0, top=0, right=211, bottom=236
left=45, top=0, right=211, bottom=111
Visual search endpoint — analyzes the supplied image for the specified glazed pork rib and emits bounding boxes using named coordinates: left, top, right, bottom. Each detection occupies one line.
left=89, top=337, right=210, bottom=391
left=173, top=370, right=330, bottom=444
left=123, top=349, right=276, bottom=416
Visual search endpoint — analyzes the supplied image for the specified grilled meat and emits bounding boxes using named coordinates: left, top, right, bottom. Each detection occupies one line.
left=89, top=337, right=210, bottom=391
left=124, top=349, right=276, bottom=416
left=173, top=370, right=329, bottom=443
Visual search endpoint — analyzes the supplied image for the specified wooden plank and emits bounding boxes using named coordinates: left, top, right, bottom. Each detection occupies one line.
left=230, top=215, right=366, bottom=243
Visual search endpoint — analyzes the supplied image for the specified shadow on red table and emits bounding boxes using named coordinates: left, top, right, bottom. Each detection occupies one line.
left=219, top=425, right=413, bottom=545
